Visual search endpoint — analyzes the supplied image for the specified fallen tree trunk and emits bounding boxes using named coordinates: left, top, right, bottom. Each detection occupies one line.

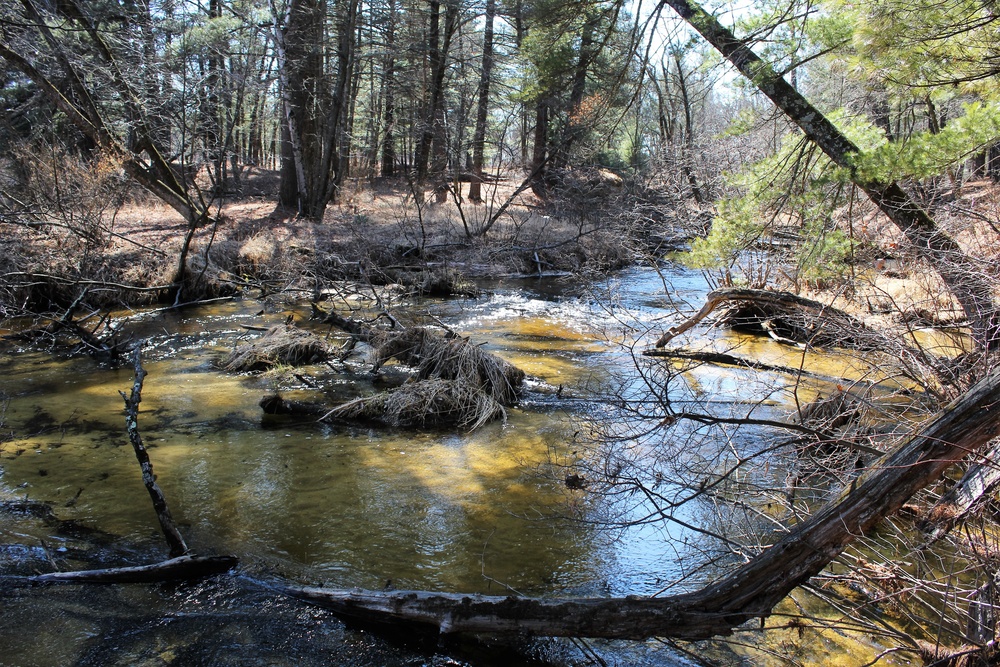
left=654, top=288, right=881, bottom=349
left=642, top=346, right=861, bottom=385
left=283, top=366, right=1000, bottom=640
left=655, top=288, right=950, bottom=394
left=29, top=555, right=238, bottom=584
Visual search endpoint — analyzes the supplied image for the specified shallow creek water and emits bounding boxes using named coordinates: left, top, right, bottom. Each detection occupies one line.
left=0, top=267, right=924, bottom=666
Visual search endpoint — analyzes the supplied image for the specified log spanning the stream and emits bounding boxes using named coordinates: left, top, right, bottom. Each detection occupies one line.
left=283, top=366, right=1000, bottom=640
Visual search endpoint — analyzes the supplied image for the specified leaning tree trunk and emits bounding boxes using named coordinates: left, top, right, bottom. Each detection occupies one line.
left=285, top=366, right=1000, bottom=639
left=662, top=0, right=996, bottom=350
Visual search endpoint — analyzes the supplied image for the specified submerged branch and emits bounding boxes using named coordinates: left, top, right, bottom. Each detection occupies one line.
left=29, top=555, right=238, bottom=584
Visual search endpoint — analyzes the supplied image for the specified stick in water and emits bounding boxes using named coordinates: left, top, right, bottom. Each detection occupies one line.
left=119, top=342, right=188, bottom=558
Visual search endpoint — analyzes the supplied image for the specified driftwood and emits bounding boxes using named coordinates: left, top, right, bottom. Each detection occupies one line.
left=654, top=288, right=877, bottom=349
left=30, top=345, right=238, bottom=584
left=29, top=555, right=238, bottom=584
left=259, top=394, right=327, bottom=417
left=282, top=365, right=1000, bottom=640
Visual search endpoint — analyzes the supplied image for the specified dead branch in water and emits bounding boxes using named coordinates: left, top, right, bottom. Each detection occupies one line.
left=29, top=554, right=238, bottom=584
left=28, top=345, right=239, bottom=584
left=119, top=343, right=188, bottom=558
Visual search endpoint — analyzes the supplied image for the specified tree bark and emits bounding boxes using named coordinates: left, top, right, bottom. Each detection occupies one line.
left=380, top=0, right=398, bottom=178
left=284, top=366, right=1000, bottom=639
left=529, top=99, right=549, bottom=198
left=661, top=0, right=996, bottom=350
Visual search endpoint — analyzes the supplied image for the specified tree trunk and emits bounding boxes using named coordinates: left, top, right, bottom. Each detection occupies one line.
left=553, top=13, right=597, bottom=169
left=285, top=366, right=1000, bottom=639
left=413, top=0, right=443, bottom=190
left=673, top=50, right=703, bottom=204
left=425, top=0, right=459, bottom=202
left=467, top=0, right=495, bottom=204
left=380, top=0, right=398, bottom=178
left=530, top=99, right=549, bottom=198
left=273, top=0, right=312, bottom=213
left=662, top=0, right=997, bottom=350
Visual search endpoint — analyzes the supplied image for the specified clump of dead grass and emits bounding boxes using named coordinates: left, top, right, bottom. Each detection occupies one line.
left=319, top=322, right=524, bottom=430
left=223, top=323, right=331, bottom=372
left=323, top=377, right=507, bottom=429
left=369, top=327, right=524, bottom=403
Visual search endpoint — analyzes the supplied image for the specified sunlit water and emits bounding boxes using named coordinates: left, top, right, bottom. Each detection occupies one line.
left=0, top=266, right=910, bottom=666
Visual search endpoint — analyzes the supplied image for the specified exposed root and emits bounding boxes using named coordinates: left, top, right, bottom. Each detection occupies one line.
left=223, top=323, right=332, bottom=372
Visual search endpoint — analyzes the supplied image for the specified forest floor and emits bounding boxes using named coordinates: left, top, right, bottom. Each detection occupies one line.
left=83, top=167, right=648, bottom=306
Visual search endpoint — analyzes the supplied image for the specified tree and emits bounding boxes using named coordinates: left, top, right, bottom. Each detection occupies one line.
left=274, top=0, right=360, bottom=218
left=467, top=0, right=496, bottom=203
left=662, top=0, right=998, bottom=352
left=0, top=0, right=216, bottom=300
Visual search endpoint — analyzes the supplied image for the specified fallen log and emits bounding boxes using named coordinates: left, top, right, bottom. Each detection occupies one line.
left=654, top=288, right=878, bottom=349
left=29, top=554, right=238, bottom=584
left=283, top=365, right=1000, bottom=640
left=655, top=287, right=953, bottom=394
left=259, top=394, right=327, bottom=417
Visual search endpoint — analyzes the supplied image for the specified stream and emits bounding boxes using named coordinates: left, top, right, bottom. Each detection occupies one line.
left=0, top=265, right=915, bottom=666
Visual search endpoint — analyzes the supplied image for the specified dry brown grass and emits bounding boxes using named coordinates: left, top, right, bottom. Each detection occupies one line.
left=323, top=377, right=508, bottom=429
left=318, top=322, right=525, bottom=430
left=2, top=165, right=641, bottom=315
